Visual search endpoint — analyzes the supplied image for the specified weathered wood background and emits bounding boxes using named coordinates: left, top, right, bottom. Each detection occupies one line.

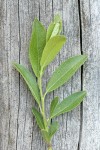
left=0, top=0, right=100, bottom=150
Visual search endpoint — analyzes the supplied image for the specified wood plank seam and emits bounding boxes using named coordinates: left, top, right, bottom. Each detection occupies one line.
left=78, top=0, right=83, bottom=149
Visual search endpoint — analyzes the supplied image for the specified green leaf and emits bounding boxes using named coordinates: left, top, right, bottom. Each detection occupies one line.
left=46, top=14, right=62, bottom=42
left=29, top=18, right=46, bottom=77
left=40, top=35, right=66, bottom=69
left=32, top=107, right=45, bottom=129
left=49, top=121, right=58, bottom=138
left=46, top=55, right=87, bottom=93
left=41, top=121, right=58, bottom=143
left=41, top=129, right=50, bottom=143
left=54, top=14, right=62, bottom=34
left=46, top=22, right=55, bottom=42
left=51, top=91, right=86, bottom=118
left=50, top=97, right=59, bottom=117
left=13, top=63, right=40, bottom=105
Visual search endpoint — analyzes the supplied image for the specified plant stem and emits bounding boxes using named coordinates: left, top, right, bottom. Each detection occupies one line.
left=48, top=147, right=52, bottom=150
left=38, top=74, right=48, bottom=130
left=48, top=145, right=52, bottom=150
left=38, top=70, right=52, bottom=149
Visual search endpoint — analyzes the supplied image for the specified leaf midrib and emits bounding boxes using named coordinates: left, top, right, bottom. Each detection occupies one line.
left=14, top=65, right=40, bottom=104
left=41, top=39, right=57, bottom=68
left=52, top=93, right=85, bottom=118
left=47, top=57, right=86, bottom=92
left=36, top=23, right=40, bottom=76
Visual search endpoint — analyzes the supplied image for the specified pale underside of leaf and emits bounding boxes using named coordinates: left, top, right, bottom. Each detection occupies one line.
left=46, top=14, right=62, bottom=42
left=46, top=55, right=87, bottom=93
left=13, top=63, right=40, bottom=105
left=53, top=14, right=62, bottom=34
left=50, top=23, right=60, bottom=38
left=51, top=91, right=86, bottom=118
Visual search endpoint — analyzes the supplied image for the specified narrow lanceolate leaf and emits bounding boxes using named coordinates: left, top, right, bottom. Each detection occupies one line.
left=51, top=91, right=86, bottom=118
left=32, top=107, right=45, bottom=129
left=46, top=55, right=87, bottom=93
left=46, top=14, right=62, bottom=42
left=50, top=97, right=59, bottom=117
left=13, top=63, right=40, bottom=105
left=29, top=18, right=46, bottom=77
left=40, top=35, right=66, bottom=69
left=49, top=121, right=58, bottom=138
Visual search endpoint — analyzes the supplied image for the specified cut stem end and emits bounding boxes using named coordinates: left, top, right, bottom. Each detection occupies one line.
left=48, top=144, right=52, bottom=150
left=48, top=146, right=52, bottom=150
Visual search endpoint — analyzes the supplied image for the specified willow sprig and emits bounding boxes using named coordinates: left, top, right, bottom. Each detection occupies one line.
left=13, top=15, right=87, bottom=150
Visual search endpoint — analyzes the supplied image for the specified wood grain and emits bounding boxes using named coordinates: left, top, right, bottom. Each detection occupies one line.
left=0, top=0, right=100, bottom=150
left=79, top=0, right=100, bottom=150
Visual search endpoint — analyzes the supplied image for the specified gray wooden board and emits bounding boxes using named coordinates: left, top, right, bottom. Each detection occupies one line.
left=0, top=0, right=100, bottom=150
left=79, top=1, right=100, bottom=150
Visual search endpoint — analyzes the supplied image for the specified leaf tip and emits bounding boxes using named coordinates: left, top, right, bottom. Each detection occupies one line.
left=54, top=14, right=61, bottom=22
left=34, top=17, right=39, bottom=22
left=12, top=62, right=18, bottom=68
left=82, top=54, right=88, bottom=61
left=82, top=90, right=87, bottom=95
